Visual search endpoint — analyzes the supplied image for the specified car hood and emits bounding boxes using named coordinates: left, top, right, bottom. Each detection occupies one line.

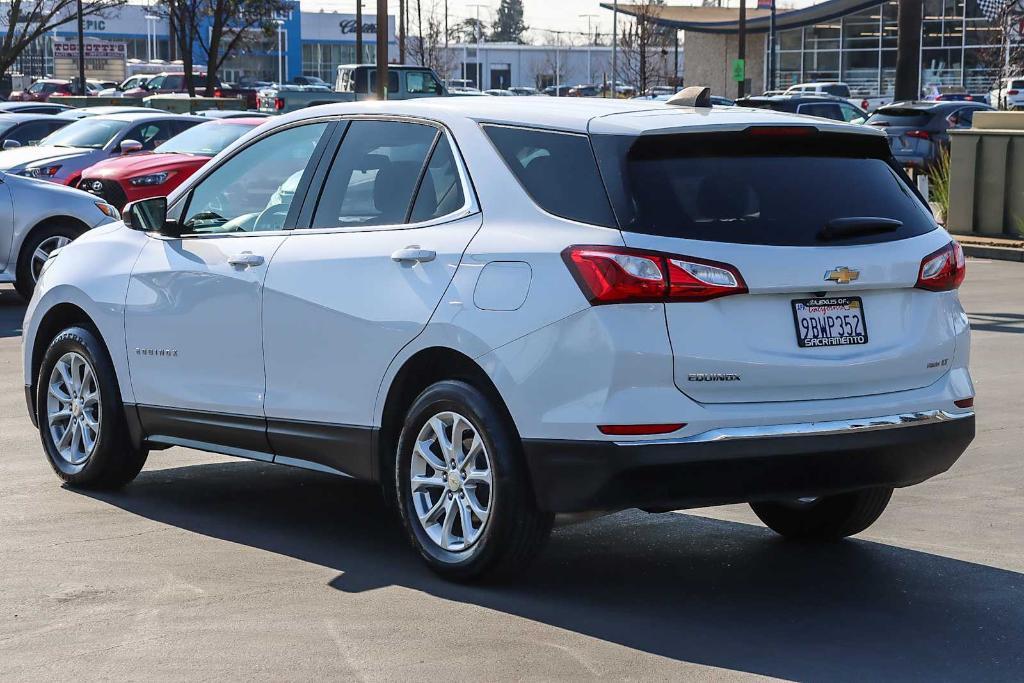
left=2, top=170, right=108, bottom=202
left=84, top=152, right=209, bottom=179
left=0, top=145, right=92, bottom=170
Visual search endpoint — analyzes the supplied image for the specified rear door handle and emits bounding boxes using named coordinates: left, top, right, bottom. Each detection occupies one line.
left=391, top=246, right=436, bottom=264
left=228, top=252, right=265, bottom=268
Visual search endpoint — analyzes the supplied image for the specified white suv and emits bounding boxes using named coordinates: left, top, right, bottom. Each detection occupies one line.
left=23, top=97, right=975, bottom=581
left=990, top=77, right=1024, bottom=110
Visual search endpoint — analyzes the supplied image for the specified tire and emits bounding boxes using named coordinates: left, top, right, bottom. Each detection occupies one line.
left=394, top=380, right=552, bottom=582
left=36, top=326, right=148, bottom=489
left=750, top=487, right=893, bottom=541
left=15, top=223, right=81, bottom=300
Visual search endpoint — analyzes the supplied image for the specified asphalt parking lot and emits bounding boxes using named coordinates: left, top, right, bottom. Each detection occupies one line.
left=1, top=259, right=1021, bottom=681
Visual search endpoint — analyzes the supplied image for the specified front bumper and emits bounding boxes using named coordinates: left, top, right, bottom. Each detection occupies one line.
left=522, top=410, right=975, bottom=513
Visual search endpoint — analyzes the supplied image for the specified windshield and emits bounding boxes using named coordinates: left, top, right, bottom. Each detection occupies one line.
left=39, top=118, right=126, bottom=149
left=591, top=131, right=936, bottom=247
left=155, top=122, right=254, bottom=155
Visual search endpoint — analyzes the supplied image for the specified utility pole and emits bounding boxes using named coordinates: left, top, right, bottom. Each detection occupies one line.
left=611, top=0, right=618, bottom=97
left=894, top=0, right=922, bottom=101
left=356, top=0, right=363, bottom=64
left=399, top=0, right=405, bottom=64
left=768, top=0, right=776, bottom=91
left=75, top=0, right=85, bottom=95
left=580, top=14, right=598, bottom=84
left=375, top=0, right=388, bottom=99
left=737, top=0, right=746, bottom=98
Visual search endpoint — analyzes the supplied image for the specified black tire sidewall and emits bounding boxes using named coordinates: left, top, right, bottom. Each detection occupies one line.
left=15, top=224, right=81, bottom=299
left=395, top=380, right=527, bottom=578
left=37, top=326, right=129, bottom=485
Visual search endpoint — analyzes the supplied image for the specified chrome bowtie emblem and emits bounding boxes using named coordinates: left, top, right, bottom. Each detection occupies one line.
left=824, top=266, right=860, bottom=284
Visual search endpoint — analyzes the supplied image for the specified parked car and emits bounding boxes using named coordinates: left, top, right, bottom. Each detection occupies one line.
left=97, top=74, right=155, bottom=98
left=507, top=86, right=540, bottom=96
left=738, top=94, right=868, bottom=123
left=484, top=89, right=515, bottom=96
left=23, top=97, right=975, bottom=582
left=935, top=93, right=990, bottom=105
left=55, top=106, right=156, bottom=121
left=0, top=170, right=119, bottom=297
left=0, top=101, right=72, bottom=115
left=633, top=92, right=736, bottom=106
left=989, top=77, right=1024, bottom=110
left=122, top=72, right=218, bottom=98
left=0, top=114, right=70, bottom=150
left=544, top=84, right=574, bottom=97
left=9, top=79, right=73, bottom=102
left=784, top=81, right=890, bottom=113
left=568, top=84, right=602, bottom=97
left=259, top=65, right=449, bottom=114
left=710, top=95, right=736, bottom=106
left=195, top=109, right=271, bottom=119
left=78, top=117, right=265, bottom=209
left=866, top=100, right=993, bottom=170
left=291, top=75, right=332, bottom=90
left=0, top=112, right=203, bottom=186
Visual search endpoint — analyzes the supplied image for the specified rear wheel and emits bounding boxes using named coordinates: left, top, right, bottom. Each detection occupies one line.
left=395, top=380, right=552, bottom=582
left=15, top=223, right=81, bottom=299
left=37, top=326, right=148, bottom=489
left=750, top=487, right=893, bottom=541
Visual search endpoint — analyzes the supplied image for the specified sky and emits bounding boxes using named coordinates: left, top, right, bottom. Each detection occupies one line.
left=310, top=1, right=819, bottom=38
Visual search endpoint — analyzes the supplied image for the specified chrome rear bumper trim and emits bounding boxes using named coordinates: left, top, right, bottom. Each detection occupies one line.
left=615, top=409, right=974, bottom=447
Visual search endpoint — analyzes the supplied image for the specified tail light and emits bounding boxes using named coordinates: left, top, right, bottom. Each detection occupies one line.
left=213, top=88, right=223, bottom=97
left=953, top=397, right=974, bottom=408
left=562, top=245, right=747, bottom=304
left=598, top=423, right=685, bottom=436
left=275, top=97, right=285, bottom=111
left=1008, top=89, right=1019, bottom=96
left=905, top=130, right=931, bottom=140
left=916, top=241, right=965, bottom=291
left=861, top=98, right=869, bottom=109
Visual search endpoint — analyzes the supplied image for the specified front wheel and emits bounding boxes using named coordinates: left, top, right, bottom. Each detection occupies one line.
left=750, top=487, right=893, bottom=541
left=395, top=380, right=552, bottom=582
left=15, top=224, right=81, bottom=299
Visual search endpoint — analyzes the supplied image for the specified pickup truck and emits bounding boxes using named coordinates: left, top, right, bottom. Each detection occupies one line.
left=258, top=64, right=448, bottom=114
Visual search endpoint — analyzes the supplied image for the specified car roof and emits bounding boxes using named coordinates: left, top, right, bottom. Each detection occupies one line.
left=203, top=117, right=266, bottom=126
left=0, top=112, right=55, bottom=122
left=877, top=100, right=991, bottom=112
left=90, top=111, right=205, bottom=123
left=279, top=96, right=883, bottom=138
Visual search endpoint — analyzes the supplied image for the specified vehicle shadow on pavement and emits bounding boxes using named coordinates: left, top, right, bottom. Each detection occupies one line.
left=0, top=288, right=25, bottom=338
left=83, top=459, right=1023, bottom=681
left=969, top=312, right=1024, bottom=335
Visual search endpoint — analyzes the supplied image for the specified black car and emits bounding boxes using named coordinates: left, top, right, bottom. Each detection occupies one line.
left=0, top=113, right=69, bottom=149
left=737, top=94, right=868, bottom=123
left=0, top=101, right=72, bottom=115
left=866, top=100, right=993, bottom=170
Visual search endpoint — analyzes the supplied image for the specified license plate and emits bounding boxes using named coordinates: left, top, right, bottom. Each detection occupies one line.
left=791, top=297, right=868, bottom=348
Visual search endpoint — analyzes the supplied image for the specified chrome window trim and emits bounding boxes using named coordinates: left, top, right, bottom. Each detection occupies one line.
left=614, top=409, right=974, bottom=447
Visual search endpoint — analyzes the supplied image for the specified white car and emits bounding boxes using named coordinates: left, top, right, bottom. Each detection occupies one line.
left=989, top=77, right=1024, bottom=110
left=23, top=97, right=975, bottom=581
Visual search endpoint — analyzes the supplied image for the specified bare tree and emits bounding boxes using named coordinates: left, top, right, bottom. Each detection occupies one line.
left=976, top=2, right=1024, bottom=106
left=0, top=0, right=125, bottom=79
left=618, top=0, right=670, bottom=93
left=407, top=0, right=457, bottom=81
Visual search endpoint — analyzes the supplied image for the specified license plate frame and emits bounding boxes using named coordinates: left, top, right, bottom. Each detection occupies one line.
left=791, top=296, right=869, bottom=348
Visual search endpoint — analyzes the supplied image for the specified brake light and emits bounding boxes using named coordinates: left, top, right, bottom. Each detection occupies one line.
left=562, top=246, right=747, bottom=304
left=861, top=99, right=869, bottom=109
left=746, top=126, right=816, bottom=137
left=213, top=88, right=223, bottom=97
left=916, top=241, right=965, bottom=291
left=275, top=97, right=285, bottom=111
left=598, top=423, right=686, bottom=436
left=905, top=129, right=931, bottom=140
left=1008, top=89, right=1019, bottom=96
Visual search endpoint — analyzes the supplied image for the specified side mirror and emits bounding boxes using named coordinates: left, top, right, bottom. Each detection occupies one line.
left=120, top=139, right=143, bottom=154
left=124, top=197, right=179, bottom=236
left=2, top=139, right=21, bottom=150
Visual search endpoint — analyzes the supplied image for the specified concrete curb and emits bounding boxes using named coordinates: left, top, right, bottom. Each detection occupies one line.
left=957, top=242, right=1024, bottom=263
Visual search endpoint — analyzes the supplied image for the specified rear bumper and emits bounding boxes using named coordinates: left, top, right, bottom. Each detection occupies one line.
left=522, top=410, right=975, bottom=513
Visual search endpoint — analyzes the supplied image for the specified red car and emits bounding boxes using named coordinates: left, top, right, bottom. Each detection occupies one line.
left=78, top=118, right=264, bottom=209
left=10, top=79, right=73, bottom=102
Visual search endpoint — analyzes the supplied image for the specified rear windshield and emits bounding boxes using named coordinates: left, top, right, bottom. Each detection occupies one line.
left=823, top=84, right=851, bottom=97
left=1011, top=80, right=1024, bottom=89
left=591, top=131, right=936, bottom=247
left=866, top=108, right=933, bottom=127
left=483, top=124, right=616, bottom=227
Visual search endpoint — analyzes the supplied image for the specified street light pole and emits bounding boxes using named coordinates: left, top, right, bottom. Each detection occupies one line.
left=467, top=3, right=487, bottom=89
left=737, top=0, right=747, bottom=98
left=611, top=0, right=618, bottom=98
left=356, top=0, right=363, bottom=64
left=276, top=19, right=284, bottom=85
left=580, top=14, right=598, bottom=84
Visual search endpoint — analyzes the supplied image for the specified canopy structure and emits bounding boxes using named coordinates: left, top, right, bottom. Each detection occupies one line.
left=598, top=0, right=885, bottom=34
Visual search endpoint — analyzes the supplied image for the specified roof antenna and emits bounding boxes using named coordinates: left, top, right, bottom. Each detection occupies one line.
left=666, top=86, right=712, bottom=108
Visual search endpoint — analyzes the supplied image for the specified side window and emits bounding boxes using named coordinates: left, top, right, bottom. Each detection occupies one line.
left=146, top=76, right=165, bottom=90
left=311, top=120, right=437, bottom=228
left=483, top=125, right=616, bottom=227
left=839, top=103, right=866, bottom=123
left=798, top=103, right=843, bottom=121
left=407, top=71, right=441, bottom=95
left=164, top=75, right=183, bottom=90
left=10, top=121, right=55, bottom=145
left=410, top=136, right=466, bottom=222
left=124, top=120, right=177, bottom=150
left=368, top=70, right=401, bottom=95
left=181, top=122, right=328, bottom=235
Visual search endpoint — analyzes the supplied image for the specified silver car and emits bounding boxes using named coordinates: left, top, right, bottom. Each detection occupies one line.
left=0, top=112, right=203, bottom=186
left=0, top=171, right=119, bottom=298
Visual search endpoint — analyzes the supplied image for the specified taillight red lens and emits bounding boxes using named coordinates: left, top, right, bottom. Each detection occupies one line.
left=905, top=129, right=931, bottom=140
left=275, top=97, right=285, bottom=111
left=562, top=246, right=747, bottom=304
left=598, top=423, right=686, bottom=436
left=953, top=397, right=974, bottom=408
left=916, top=241, right=965, bottom=291
left=1008, top=89, right=1019, bottom=96
left=746, top=126, right=816, bottom=137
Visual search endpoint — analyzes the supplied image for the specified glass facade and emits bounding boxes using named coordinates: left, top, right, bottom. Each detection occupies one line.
left=771, top=0, right=1016, bottom=96
left=301, top=43, right=376, bottom=82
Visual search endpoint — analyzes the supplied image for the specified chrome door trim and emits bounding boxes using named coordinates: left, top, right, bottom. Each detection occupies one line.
left=614, top=410, right=974, bottom=446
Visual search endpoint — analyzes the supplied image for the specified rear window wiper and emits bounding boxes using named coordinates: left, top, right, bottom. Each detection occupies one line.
left=818, top=217, right=902, bottom=241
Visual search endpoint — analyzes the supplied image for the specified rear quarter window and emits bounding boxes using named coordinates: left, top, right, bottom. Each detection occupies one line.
left=483, top=125, right=616, bottom=227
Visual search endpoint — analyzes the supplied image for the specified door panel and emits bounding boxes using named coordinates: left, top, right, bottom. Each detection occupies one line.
left=0, top=183, right=12, bottom=270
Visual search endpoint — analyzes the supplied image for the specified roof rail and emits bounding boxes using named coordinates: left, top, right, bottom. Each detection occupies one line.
left=666, top=86, right=712, bottom=108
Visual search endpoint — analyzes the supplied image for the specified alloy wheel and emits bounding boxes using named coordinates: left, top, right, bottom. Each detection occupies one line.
left=31, top=235, right=71, bottom=282
left=46, top=351, right=101, bottom=466
left=410, top=411, right=493, bottom=552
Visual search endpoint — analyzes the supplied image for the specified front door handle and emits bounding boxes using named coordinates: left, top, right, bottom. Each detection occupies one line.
left=228, top=252, right=265, bottom=268
left=391, top=246, right=436, bottom=264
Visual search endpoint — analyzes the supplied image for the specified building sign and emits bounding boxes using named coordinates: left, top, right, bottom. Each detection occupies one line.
left=731, top=58, right=745, bottom=83
left=53, top=39, right=128, bottom=81
left=339, top=19, right=378, bottom=35
left=54, top=41, right=127, bottom=59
